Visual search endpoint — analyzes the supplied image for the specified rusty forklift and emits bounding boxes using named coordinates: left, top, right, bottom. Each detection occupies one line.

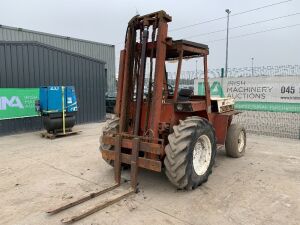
left=47, top=11, right=246, bottom=223
left=100, top=10, right=246, bottom=190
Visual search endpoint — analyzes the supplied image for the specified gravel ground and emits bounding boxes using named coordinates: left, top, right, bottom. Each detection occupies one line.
left=0, top=122, right=299, bottom=225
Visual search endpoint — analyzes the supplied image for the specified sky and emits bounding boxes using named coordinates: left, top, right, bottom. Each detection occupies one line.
left=0, top=0, right=299, bottom=72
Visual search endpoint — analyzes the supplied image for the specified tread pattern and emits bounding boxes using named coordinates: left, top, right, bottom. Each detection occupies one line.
left=225, top=123, right=246, bottom=158
left=99, top=117, right=120, bottom=167
left=164, top=116, right=216, bottom=190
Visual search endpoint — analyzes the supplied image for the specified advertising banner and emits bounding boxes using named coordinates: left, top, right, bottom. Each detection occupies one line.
left=0, top=88, right=39, bottom=120
left=194, top=76, right=300, bottom=113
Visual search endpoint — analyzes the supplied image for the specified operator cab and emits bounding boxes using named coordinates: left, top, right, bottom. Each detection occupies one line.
left=162, top=39, right=234, bottom=113
left=157, top=39, right=208, bottom=102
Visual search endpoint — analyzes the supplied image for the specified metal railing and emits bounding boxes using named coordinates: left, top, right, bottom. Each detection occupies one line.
left=167, top=64, right=300, bottom=79
left=162, top=65, right=300, bottom=87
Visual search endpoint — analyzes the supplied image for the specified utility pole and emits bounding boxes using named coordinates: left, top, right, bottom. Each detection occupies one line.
left=251, top=57, right=254, bottom=76
left=195, top=60, right=198, bottom=76
left=225, top=9, right=231, bottom=78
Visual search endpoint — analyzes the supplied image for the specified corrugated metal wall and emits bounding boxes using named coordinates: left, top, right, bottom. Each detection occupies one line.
left=0, top=25, right=116, bottom=94
left=0, top=41, right=106, bottom=136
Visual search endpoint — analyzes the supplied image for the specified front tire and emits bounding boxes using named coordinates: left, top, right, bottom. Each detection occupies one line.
left=99, top=117, right=130, bottom=169
left=164, top=117, right=217, bottom=190
left=99, top=117, right=119, bottom=167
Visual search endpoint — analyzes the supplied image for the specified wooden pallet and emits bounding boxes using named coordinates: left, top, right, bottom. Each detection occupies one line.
left=41, top=130, right=82, bottom=139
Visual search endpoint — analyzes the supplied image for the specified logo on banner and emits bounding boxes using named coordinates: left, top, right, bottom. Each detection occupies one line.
left=0, top=96, right=24, bottom=110
left=198, top=81, right=224, bottom=97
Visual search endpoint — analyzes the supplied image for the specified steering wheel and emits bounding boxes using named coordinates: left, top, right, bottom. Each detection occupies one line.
left=148, top=82, right=174, bottom=95
left=166, top=83, right=174, bottom=95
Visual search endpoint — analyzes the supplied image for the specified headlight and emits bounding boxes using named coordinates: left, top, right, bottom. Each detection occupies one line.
left=176, top=104, right=183, bottom=111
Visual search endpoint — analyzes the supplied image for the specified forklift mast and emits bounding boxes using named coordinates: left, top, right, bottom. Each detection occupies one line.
left=115, top=11, right=211, bottom=139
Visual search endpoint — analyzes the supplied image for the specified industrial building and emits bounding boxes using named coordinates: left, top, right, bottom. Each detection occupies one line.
left=0, top=25, right=114, bottom=135
left=0, top=25, right=115, bottom=94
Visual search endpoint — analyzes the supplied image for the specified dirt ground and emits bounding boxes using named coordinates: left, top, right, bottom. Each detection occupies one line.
left=0, top=122, right=299, bottom=225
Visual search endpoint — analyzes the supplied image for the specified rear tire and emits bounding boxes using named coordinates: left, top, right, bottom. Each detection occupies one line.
left=164, top=117, right=217, bottom=190
left=225, top=123, right=246, bottom=158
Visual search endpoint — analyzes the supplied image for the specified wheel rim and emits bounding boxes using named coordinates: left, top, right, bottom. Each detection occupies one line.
left=238, top=131, right=245, bottom=153
left=192, top=134, right=212, bottom=176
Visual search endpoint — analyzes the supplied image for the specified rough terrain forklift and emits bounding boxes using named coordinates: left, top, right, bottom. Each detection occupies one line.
left=46, top=11, right=246, bottom=224
left=100, top=10, right=246, bottom=190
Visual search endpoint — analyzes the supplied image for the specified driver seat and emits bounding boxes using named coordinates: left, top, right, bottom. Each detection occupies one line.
left=177, top=88, right=193, bottom=101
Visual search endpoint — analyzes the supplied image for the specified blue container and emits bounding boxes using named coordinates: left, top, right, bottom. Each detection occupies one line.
left=38, top=86, right=78, bottom=133
left=39, top=86, right=78, bottom=114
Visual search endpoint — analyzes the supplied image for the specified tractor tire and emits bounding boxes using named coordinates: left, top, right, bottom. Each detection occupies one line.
left=99, top=117, right=129, bottom=169
left=225, top=123, right=246, bottom=158
left=164, top=117, right=217, bottom=190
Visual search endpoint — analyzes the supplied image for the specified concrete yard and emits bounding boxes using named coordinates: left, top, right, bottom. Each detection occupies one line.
left=0, top=123, right=299, bottom=225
